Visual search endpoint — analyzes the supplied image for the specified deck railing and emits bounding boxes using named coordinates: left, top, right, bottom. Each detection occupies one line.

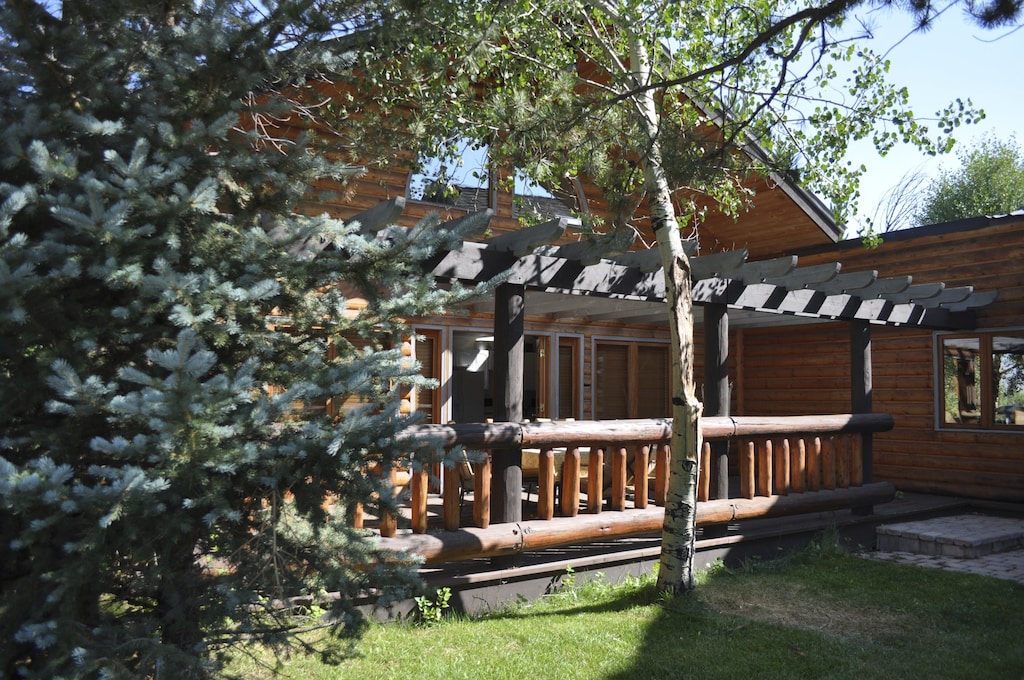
left=372, top=414, right=894, bottom=542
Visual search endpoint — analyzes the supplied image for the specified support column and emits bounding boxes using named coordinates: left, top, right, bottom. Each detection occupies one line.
left=492, top=283, right=525, bottom=525
left=851, top=321, right=873, bottom=515
left=850, top=320, right=873, bottom=483
left=703, top=304, right=730, bottom=502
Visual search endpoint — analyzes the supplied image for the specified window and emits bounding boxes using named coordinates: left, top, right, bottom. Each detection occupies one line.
left=406, top=139, right=584, bottom=222
left=594, top=341, right=670, bottom=419
left=406, top=138, right=490, bottom=208
left=939, top=331, right=1024, bottom=430
left=450, top=331, right=552, bottom=423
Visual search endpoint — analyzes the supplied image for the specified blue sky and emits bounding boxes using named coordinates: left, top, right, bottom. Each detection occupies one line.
left=837, top=6, right=1024, bottom=231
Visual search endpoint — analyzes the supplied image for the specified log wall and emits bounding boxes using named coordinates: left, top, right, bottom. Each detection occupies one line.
left=742, top=215, right=1024, bottom=501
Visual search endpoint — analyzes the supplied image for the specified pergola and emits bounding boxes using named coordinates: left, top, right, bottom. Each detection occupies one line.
left=334, top=198, right=998, bottom=523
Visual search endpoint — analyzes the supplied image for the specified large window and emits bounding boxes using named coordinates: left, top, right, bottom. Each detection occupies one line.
left=939, top=331, right=1024, bottom=430
left=450, top=331, right=552, bottom=423
left=406, top=139, right=584, bottom=222
left=594, top=341, right=670, bottom=419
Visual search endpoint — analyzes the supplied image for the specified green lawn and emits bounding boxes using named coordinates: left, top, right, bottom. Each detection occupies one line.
left=229, top=537, right=1024, bottom=679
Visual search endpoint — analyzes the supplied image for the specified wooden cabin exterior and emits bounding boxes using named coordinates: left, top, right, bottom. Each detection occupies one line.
left=742, top=213, right=1024, bottom=502
left=274, top=77, right=1017, bottom=574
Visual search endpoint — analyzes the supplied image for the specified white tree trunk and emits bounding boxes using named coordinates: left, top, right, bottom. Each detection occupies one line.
left=626, top=35, right=704, bottom=595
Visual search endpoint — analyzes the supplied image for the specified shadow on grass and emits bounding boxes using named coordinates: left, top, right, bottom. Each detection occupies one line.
left=599, top=535, right=1024, bottom=680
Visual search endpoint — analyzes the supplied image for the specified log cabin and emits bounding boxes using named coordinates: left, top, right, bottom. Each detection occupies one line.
left=313, top=150, right=1019, bottom=550
left=277, top=73, right=1019, bottom=602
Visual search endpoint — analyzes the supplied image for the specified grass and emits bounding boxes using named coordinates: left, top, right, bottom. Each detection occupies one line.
left=229, top=534, right=1024, bottom=679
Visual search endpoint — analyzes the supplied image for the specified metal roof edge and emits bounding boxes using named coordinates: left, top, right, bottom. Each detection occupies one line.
left=791, top=210, right=1024, bottom=257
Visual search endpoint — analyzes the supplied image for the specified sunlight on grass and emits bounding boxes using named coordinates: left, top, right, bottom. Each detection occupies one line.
left=228, top=537, right=1024, bottom=679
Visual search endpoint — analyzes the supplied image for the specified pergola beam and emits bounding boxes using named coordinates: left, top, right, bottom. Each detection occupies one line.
left=886, top=282, right=945, bottom=304
left=766, top=262, right=841, bottom=289
left=948, top=290, right=999, bottom=311
left=851, top=275, right=912, bottom=299
left=691, top=249, right=749, bottom=280
left=538, top=228, right=636, bottom=265
left=734, top=255, right=799, bottom=284
left=483, top=216, right=570, bottom=256
left=810, top=269, right=878, bottom=295
left=422, top=211, right=988, bottom=330
left=914, top=286, right=973, bottom=308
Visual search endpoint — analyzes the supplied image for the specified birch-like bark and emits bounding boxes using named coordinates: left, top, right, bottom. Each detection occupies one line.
left=625, top=34, right=704, bottom=595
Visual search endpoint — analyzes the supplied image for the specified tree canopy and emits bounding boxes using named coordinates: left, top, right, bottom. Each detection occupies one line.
left=0, top=1, right=484, bottom=677
left=916, top=134, right=1024, bottom=224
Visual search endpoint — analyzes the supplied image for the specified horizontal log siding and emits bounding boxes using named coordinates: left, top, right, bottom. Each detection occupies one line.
left=744, top=216, right=1024, bottom=501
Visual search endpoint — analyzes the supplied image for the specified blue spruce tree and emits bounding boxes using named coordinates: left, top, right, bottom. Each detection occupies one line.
left=0, top=2, right=482, bottom=676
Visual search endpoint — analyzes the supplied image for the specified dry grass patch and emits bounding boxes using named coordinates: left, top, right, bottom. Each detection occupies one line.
left=701, top=577, right=917, bottom=644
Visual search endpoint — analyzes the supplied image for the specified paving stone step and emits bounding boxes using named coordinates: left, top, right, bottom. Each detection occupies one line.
left=876, top=514, right=1024, bottom=559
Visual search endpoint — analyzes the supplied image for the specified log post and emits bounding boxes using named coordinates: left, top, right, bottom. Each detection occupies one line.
left=538, top=448, right=555, bottom=520
left=774, top=438, right=791, bottom=496
left=634, top=444, right=651, bottom=509
left=837, top=435, right=851, bottom=489
left=792, top=438, right=806, bottom=494
left=561, top=446, right=581, bottom=517
left=411, top=466, right=429, bottom=534
left=851, top=435, right=864, bottom=486
left=740, top=440, right=755, bottom=499
left=851, top=321, right=873, bottom=514
left=587, top=447, right=604, bottom=513
left=611, top=446, right=628, bottom=511
left=378, top=467, right=399, bottom=538
left=806, top=436, right=821, bottom=492
left=851, top=321, right=873, bottom=483
left=473, top=454, right=491, bottom=528
left=492, top=283, right=525, bottom=526
left=822, top=436, right=837, bottom=490
left=443, top=460, right=461, bottom=531
left=756, top=438, right=773, bottom=497
left=352, top=502, right=364, bottom=529
left=697, top=441, right=711, bottom=502
left=703, top=303, right=730, bottom=500
left=653, top=443, right=670, bottom=506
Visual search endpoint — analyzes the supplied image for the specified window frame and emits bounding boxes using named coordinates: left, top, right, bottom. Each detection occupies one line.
left=405, top=142, right=587, bottom=222
left=935, top=328, right=1024, bottom=433
left=411, top=327, right=444, bottom=424
left=556, top=334, right=584, bottom=420
left=592, top=336, right=671, bottom=420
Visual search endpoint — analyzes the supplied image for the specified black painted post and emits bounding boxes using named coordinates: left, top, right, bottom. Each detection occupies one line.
left=704, top=303, right=731, bottom=501
left=492, top=282, right=525, bottom=525
left=851, top=320, right=873, bottom=515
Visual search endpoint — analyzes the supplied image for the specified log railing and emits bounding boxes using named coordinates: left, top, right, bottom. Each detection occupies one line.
left=371, top=414, right=893, bottom=539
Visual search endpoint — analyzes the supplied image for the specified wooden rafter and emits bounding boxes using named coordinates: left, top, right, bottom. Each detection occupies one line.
left=482, top=216, right=570, bottom=256
left=399, top=203, right=996, bottom=330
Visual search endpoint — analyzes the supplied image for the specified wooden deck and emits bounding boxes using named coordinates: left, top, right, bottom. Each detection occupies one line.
left=359, top=491, right=1004, bottom=619
left=334, top=413, right=992, bottom=618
